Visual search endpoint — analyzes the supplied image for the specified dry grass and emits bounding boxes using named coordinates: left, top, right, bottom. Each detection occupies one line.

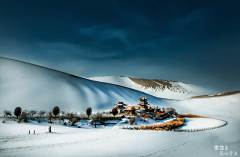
left=129, top=77, right=189, bottom=94
left=191, top=90, right=240, bottom=99
left=179, top=114, right=206, bottom=118
left=129, top=77, right=160, bottom=90
left=134, top=118, right=185, bottom=131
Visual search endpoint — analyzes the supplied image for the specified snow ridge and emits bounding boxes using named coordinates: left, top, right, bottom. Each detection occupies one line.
left=88, top=76, right=215, bottom=100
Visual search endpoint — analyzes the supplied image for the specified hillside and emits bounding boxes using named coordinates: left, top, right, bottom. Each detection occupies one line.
left=88, top=76, right=215, bottom=100
left=0, top=57, right=166, bottom=112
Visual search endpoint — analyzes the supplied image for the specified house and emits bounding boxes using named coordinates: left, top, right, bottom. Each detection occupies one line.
left=114, top=102, right=128, bottom=113
left=113, top=95, right=160, bottom=116
left=154, top=106, right=160, bottom=112
left=137, top=95, right=150, bottom=111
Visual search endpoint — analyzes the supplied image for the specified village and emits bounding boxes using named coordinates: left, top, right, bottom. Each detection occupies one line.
left=2, top=95, right=185, bottom=131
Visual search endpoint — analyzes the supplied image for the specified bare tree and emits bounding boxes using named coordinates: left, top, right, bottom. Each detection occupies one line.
left=48, top=112, right=52, bottom=123
left=167, top=107, right=176, bottom=118
left=18, top=112, right=28, bottom=123
left=59, top=116, right=65, bottom=122
left=166, top=107, right=170, bottom=113
left=39, top=111, right=46, bottom=118
left=86, top=107, right=92, bottom=118
left=67, top=113, right=74, bottom=122
left=112, top=107, right=118, bottom=118
left=4, top=110, right=12, bottom=118
left=174, top=111, right=179, bottom=119
left=61, top=111, right=65, bottom=116
left=91, top=113, right=104, bottom=125
left=53, top=106, right=60, bottom=118
left=30, top=110, right=37, bottom=119
left=22, top=110, right=30, bottom=119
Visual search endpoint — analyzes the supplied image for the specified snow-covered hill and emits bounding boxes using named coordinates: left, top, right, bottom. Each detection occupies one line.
left=88, top=76, right=215, bottom=100
left=0, top=57, right=167, bottom=112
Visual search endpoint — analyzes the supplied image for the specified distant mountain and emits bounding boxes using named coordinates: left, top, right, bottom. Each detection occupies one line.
left=0, top=57, right=166, bottom=112
left=88, top=76, right=215, bottom=100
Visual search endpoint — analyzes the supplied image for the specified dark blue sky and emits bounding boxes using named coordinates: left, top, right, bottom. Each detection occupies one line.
left=0, top=0, right=239, bottom=92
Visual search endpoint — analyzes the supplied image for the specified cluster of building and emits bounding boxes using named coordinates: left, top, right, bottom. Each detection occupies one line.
left=114, top=95, right=160, bottom=115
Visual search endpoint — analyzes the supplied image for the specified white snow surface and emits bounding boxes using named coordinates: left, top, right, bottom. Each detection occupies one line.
left=0, top=95, right=239, bottom=157
left=0, top=57, right=239, bottom=157
left=177, top=118, right=225, bottom=129
left=88, top=76, right=214, bottom=100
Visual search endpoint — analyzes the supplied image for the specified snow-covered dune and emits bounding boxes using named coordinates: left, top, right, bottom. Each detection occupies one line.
left=88, top=76, right=215, bottom=100
left=0, top=57, right=167, bottom=112
left=1, top=57, right=240, bottom=157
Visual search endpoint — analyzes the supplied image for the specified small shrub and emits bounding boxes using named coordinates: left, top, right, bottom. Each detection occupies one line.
left=59, top=116, right=65, bottom=122
left=71, top=118, right=79, bottom=126
left=90, top=120, right=94, bottom=125
left=129, top=117, right=136, bottom=125
left=134, top=126, right=138, bottom=130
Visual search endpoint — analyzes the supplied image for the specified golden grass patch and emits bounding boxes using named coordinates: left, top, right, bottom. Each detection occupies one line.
left=136, top=118, right=185, bottom=131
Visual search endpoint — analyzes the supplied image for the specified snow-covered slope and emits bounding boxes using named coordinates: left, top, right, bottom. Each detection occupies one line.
left=88, top=76, right=215, bottom=100
left=0, top=92, right=239, bottom=157
left=0, top=57, right=167, bottom=112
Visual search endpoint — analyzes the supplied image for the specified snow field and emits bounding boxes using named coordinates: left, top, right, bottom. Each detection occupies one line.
left=176, top=118, right=226, bottom=130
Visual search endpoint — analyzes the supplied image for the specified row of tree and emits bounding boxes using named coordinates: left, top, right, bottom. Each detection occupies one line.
left=3, top=106, right=60, bottom=119
left=3, top=105, right=178, bottom=124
